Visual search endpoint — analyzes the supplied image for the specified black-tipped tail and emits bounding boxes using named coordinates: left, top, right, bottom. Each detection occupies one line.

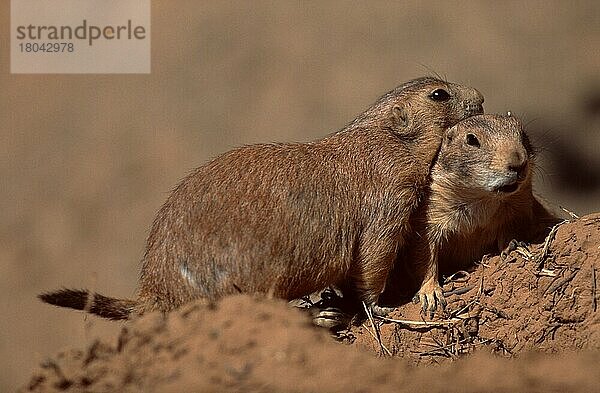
left=38, top=288, right=135, bottom=321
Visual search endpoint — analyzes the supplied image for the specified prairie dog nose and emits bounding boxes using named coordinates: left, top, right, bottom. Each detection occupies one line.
left=506, top=150, right=528, bottom=175
left=464, top=89, right=484, bottom=115
left=473, top=89, right=484, bottom=106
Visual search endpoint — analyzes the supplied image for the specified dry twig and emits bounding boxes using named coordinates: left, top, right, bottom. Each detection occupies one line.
left=545, top=269, right=578, bottom=295
left=535, top=221, right=565, bottom=270
left=378, top=316, right=461, bottom=327
left=592, top=266, right=597, bottom=312
left=560, top=206, right=580, bottom=220
left=536, top=268, right=558, bottom=277
left=362, top=302, right=392, bottom=356
left=443, top=285, right=476, bottom=297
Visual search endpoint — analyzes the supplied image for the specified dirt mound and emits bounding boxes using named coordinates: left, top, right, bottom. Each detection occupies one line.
left=20, top=214, right=600, bottom=392
left=351, top=213, right=600, bottom=361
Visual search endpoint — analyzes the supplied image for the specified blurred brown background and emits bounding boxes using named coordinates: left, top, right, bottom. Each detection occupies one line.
left=2, top=1, right=599, bottom=389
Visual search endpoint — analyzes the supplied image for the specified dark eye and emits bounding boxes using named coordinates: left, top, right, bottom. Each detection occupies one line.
left=428, top=88, right=451, bottom=102
left=466, top=133, right=480, bottom=147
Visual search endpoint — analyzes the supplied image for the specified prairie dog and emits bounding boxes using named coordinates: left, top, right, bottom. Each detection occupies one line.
left=404, top=114, right=559, bottom=314
left=40, top=77, right=484, bottom=319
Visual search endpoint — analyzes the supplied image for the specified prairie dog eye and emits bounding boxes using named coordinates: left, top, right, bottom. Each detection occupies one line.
left=428, top=88, right=451, bottom=102
left=466, top=133, right=480, bottom=147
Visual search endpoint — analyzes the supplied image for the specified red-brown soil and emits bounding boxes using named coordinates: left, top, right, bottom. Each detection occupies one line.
left=20, top=214, right=600, bottom=392
left=352, top=213, right=600, bottom=361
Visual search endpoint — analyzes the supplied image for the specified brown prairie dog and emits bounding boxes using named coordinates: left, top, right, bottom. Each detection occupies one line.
left=40, top=77, right=484, bottom=320
left=406, top=114, right=559, bottom=314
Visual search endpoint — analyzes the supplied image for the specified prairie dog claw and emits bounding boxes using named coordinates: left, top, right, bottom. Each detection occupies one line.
left=369, top=304, right=395, bottom=317
left=501, top=239, right=530, bottom=259
left=311, top=307, right=348, bottom=329
left=413, top=279, right=446, bottom=318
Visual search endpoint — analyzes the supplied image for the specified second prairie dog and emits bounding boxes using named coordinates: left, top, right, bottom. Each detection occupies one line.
left=403, top=114, right=559, bottom=314
left=39, top=76, right=484, bottom=320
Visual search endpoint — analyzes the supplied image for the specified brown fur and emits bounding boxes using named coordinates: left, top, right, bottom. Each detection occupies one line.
left=39, top=77, right=484, bottom=320
left=388, top=114, right=559, bottom=313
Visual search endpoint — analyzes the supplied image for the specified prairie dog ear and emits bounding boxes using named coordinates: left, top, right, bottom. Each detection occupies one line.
left=390, top=104, right=409, bottom=129
left=445, top=124, right=458, bottom=143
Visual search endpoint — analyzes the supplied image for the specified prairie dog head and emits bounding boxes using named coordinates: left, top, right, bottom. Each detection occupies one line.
left=379, top=77, right=485, bottom=141
left=433, top=114, right=534, bottom=198
left=350, top=77, right=484, bottom=143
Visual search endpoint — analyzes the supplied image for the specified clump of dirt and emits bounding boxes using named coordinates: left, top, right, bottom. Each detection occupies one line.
left=20, top=214, right=600, bottom=392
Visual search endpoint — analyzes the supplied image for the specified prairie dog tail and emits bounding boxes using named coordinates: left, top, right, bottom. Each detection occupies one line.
left=38, top=288, right=136, bottom=321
